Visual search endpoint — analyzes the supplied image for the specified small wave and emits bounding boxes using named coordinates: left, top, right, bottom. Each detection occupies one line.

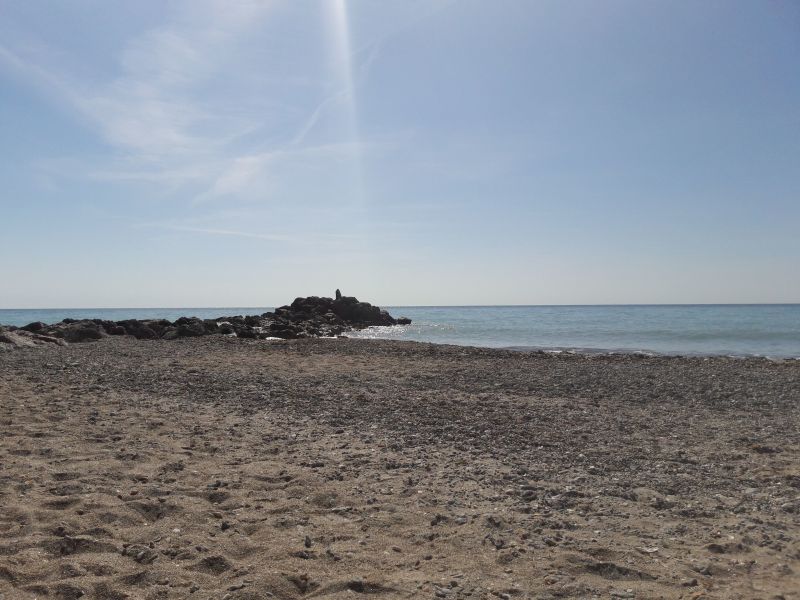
left=502, top=345, right=800, bottom=359
left=504, top=345, right=658, bottom=357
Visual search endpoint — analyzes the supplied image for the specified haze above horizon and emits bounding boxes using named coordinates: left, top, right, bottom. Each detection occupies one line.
left=2, top=303, right=800, bottom=312
left=1, top=1, right=798, bottom=307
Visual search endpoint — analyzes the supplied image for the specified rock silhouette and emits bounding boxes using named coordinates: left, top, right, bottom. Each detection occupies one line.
left=0, top=294, right=412, bottom=348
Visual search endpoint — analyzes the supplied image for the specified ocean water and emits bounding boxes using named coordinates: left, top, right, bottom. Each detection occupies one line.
left=355, top=304, right=800, bottom=358
left=1, top=305, right=799, bottom=358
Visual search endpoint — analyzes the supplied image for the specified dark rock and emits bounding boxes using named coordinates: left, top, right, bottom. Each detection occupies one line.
left=330, top=296, right=396, bottom=326
left=118, top=320, right=158, bottom=340
left=268, top=322, right=302, bottom=339
left=59, top=323, right=105, bottom=343
left=175, top=318, right=206, bottom=337
left=147, top=319, right=174, bottom=336
left=218, top=322, right=235, bottom=335
left=0, top=293, right=409, bottom=346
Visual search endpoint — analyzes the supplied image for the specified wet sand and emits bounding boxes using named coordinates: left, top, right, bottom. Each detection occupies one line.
left=0, top=336, right=798, bottom=599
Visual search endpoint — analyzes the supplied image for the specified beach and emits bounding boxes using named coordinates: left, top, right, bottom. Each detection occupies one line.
left=0, top=336, right=798, bottom=599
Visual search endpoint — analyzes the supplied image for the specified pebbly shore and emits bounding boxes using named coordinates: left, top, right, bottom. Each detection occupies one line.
left=0, top=336, right=798, bottom=599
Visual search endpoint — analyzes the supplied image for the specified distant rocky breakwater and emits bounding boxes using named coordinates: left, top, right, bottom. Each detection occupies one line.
left=0, top=294, right=411, bottom=350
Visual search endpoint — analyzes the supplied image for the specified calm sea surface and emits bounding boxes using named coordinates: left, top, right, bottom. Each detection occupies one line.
left=357, top=305, right=800, bottom=358
left=1, top=305, right=799, bottom=358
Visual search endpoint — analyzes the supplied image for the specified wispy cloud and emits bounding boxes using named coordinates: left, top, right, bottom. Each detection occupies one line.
left=288, top=39, right=383, bottom=148
left=140, top=224, right=293, bottom=242
left=0, top=1, right=276, bottom=189
left=137, top=223, right=363, bottom=247
left=290, top=91, right=349, bottom=147
left=0, top=0, right=455, bottom=208
left=81, top=3, right=274, bottom=159
left=197, top=152, right=278, bottom=201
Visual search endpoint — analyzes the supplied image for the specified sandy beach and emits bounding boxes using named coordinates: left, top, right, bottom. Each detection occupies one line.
left=0, top=336, right=798, bottom=599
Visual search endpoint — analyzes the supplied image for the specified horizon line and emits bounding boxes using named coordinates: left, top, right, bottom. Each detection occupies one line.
left=2, top=302, right=799, bottom=311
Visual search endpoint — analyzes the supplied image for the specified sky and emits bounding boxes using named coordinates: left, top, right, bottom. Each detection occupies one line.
left=0, top=0, right=798, bottom=307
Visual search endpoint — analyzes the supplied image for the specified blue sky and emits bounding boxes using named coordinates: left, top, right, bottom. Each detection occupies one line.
left=1, top=0, right=798, bottom=307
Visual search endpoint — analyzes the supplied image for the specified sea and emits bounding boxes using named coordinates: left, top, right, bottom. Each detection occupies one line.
left=1, top=304, right=799, bottom=359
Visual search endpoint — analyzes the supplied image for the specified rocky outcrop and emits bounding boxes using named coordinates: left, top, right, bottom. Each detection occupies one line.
left=0, top=293, right=411, bottom=346
left=229, top=294, right=410, bottom=339
left=0, top=327, right=67, bottom=352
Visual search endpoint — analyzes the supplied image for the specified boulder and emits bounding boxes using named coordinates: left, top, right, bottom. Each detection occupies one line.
left=175, top=318, right=206, bottom=337
left=331, top=296, right=394, bottom=326
left=244, top=315, right=261, bottom=327
left=218, top=322, right=235, bottom=335
left=58, top=322, right=105, bottom=343
left=147, top=319, right=174, bottom=336
left=234, top=327, right=258, bottom=339
left=117, top=320, right=158, bottom=340
left=0, top=330, right=66, bottom=351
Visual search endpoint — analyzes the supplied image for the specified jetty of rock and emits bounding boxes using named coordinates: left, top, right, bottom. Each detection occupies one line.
left=0, top=294, right=411, bottom=350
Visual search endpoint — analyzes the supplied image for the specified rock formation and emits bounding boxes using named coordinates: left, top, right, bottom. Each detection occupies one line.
left=0, top=328, right=67, bottom=352
left=0, top=294, right=412, bottom=348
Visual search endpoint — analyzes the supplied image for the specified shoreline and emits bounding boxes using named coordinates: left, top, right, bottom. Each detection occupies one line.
left=4, top=303, right=800, bottom=360
left=4, top=321, right=800, bottom=361
left=349, top=336, right=800, bottom=361
left=501, top=345, right=800, bottom=361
